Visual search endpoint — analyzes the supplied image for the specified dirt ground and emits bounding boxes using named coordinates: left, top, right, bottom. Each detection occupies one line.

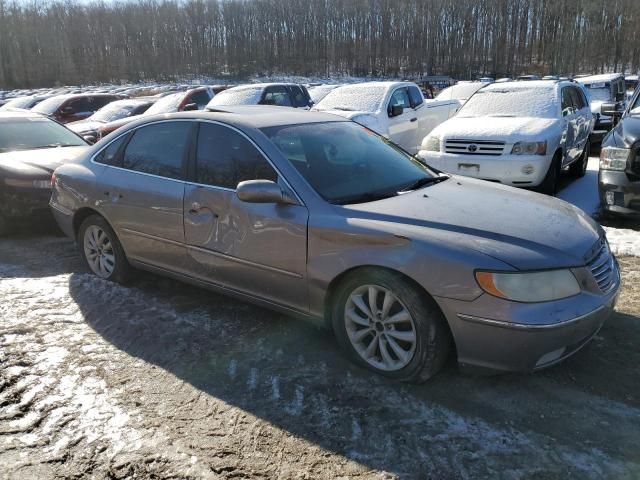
left=1, top=222, right=639, bottom=480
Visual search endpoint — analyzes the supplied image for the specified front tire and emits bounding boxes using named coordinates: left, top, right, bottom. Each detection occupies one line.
left=78, top=215, right=131, bottom=283
left=538, top=152, right=561, bottom=195
left=569, top=142, right=589, bottom=178
left=332, top=268, right=451, bottom=383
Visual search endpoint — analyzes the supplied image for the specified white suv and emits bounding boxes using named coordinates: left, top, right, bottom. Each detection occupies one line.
left=418, top=80, right=594, bottom=194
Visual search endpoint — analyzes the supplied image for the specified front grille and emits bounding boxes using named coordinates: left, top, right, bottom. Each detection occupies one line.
left=444, top=139, right=505, bottom=156
left=586, top=240, right=616, bottom=293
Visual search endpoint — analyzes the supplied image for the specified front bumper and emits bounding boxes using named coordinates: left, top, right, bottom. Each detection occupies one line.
left=435, top=266, right=620, bottom=373
left=418, top=151, right=552, bottom=187
left=0, top=187, right=52, bottom=218
left=599, top=169, right=640, bottom=217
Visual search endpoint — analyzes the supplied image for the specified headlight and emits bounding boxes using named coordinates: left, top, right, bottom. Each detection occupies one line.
left=511, top=141, right=547, bottom=155
left=600, top=146, right=629, bottom=171
left=422, top=135, right=440, bottom=152
left=475, top=269, right=581, bottom=303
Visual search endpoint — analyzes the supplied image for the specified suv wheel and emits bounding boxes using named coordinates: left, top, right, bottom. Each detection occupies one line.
left=332, top=268, right=451, bottom=383
left=78, top=215, right=131, bottom=283
left=569, top=143, right=590, bottom=178
left=538, top=152, right=562, bottom=195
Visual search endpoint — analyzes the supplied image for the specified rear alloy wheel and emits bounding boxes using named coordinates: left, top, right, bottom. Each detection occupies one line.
left=538, top=152, right=561, bottom=195
left=332, top=269, right=451, bottom=383
left=569, top=142, right=590, bottom=178
left=78, top=215, right=130, bottom=283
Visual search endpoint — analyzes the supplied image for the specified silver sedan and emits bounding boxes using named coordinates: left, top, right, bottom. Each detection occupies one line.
left=50, top=107, right=620, bottom=382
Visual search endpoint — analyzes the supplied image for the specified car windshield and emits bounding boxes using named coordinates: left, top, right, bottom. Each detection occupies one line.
left=90, top=102, right=139, bottom=122
left=144, top=93, right=183, bottom=114
left=456, top=87, right=557, bottom=118
left=208, top=87, right=263, bottom=106
left=262, top=122, right=445, bottom=205
left=0, top=117, right=86, bottom=153
left=0, top=97, right=34, bottom=110
left=313, top=85, right=386, bottom=112
left=32, top=96, right=65, bottom=115
left=436, top=83, right=484, bottom=101
left=583, top=84, right=612, bottom=103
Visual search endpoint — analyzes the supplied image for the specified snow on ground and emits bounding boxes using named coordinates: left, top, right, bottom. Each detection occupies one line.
left=558, top=156, right=640, bottom=257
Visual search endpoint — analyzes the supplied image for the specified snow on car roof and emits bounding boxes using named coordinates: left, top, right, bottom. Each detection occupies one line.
left=482, top=80, right=558, bottom=91
left=575, top=73, right=623, bottom=84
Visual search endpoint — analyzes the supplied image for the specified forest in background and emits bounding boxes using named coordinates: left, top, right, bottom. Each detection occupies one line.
left=0, top=0, right=638, bottom=88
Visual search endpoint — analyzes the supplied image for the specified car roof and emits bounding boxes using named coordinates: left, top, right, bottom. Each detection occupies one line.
left=128, top=106, right=346, bottom=130
left=0, top=110, right=48, bottom=121
left=575, top=73, right=624, bottom=84
left=482, top=80, right=560, bottom=91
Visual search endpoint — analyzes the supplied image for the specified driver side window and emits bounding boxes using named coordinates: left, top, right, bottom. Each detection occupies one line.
left=387, top=88, right=411, bottom=116
left=561, top=88, right=574, bottom=116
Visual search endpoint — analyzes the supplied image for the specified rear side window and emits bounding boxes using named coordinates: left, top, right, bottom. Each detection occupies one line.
left=67, top=97, right=93, bottom=113
left=570, top=87, right=587, bottom=109
left=188, top=90, right=213, bottom=109
left=92, top=96, right=116, bottom=109
left=122, top=122, right=191, bottom=179
left=261, top=87, right=293, bottom=107
left=94, top=135, right=127, bottom=166
left=196, top=123, right=277, bottom=189
left=408, top=86, right=424, bottom=108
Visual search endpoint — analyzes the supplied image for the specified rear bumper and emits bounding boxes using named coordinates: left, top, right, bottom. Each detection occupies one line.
left=49, top=200, right=75, bottom=238
left=599, top=169, right=640, bottom=217
left=435, top=268, right=620, bottom=373
left=418, top=151, right=552, bottom=187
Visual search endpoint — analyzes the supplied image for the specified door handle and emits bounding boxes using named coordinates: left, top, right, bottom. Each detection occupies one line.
left=410, top=117, right=418, bottom=122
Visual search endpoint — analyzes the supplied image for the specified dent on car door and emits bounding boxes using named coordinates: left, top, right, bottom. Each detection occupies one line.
left=183, top=122, right=309, bottom=311
left=95, top=121, right=193, bottom=272
left=387, top=87, right=417, bottom=152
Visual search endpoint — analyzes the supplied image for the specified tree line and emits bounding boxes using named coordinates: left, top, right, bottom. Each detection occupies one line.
left=1, top=0, right=639, bottom=89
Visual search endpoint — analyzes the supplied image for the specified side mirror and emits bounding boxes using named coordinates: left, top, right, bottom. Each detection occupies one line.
left=601, top=102, right=619, bottom=117
left=236, top=180, right=296, bottom=205
left=82, top=134, right=97, bottom=144
left=389, top=104, right=404, bottom=117
left=182, top=103, right=198, bottom=111
left=562, top=107, right=574, bottom=117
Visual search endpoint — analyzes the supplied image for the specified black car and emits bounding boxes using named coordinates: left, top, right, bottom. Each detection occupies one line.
left=599, top=85, right=640, bottom=217
left=0, top=111, right=88, bottom=234
left=32, top=93, right=127, bottom=124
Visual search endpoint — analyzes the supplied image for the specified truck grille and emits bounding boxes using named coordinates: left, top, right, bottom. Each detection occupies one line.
left=444, top=139, right=505, bottom=156
left=586, top=240, right=617, bottom=293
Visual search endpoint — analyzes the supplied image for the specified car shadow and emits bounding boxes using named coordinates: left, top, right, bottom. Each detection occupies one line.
left=66, top=266, right=640, bottom=477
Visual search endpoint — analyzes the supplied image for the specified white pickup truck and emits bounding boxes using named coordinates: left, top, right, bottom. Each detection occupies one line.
left=312, top=81, right=459, bottom=154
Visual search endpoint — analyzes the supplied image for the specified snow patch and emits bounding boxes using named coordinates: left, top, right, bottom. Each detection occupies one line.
left=603, top=227, right=640, bottom=256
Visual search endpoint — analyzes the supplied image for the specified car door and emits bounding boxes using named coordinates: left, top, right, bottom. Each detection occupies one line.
left=560, top=87, right=579, bottom=165
left=183, top=121, right=309, bottom=311
left=387, top=87, right=417, bottom=152
left=569, top=86, right=591, bottom=156
left=95, top=120, right=194, bottom=272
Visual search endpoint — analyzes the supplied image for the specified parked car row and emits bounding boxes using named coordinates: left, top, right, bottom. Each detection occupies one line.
left=0, top=74, right=627, bottom=383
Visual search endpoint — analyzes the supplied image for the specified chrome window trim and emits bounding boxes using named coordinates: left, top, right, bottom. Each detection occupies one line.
left=90, top=118, right=305, bottom=205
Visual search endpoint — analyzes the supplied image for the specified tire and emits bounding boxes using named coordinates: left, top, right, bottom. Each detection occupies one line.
left=538, top=152, right=561, bottom=195
left=331, top=268, right=451, bottom=383
left=78, top=214, right=131, bottom=283
left=569, top=142, right=589, bottom=178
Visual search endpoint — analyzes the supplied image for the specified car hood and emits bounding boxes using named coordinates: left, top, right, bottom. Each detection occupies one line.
left=343, top=176, right=602, bottom=270
left=433, top=116, right=559, bottom=140
left=0, top=146, right=88, bottom=177
left=67, top=121, right=103, bottom=133
left=609, top=115, right=640, bottom=147
left=311, top=109, right=374, bottom=120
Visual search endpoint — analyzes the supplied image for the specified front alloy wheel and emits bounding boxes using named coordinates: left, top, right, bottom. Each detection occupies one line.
left=344, top=285, right=417, bottom=371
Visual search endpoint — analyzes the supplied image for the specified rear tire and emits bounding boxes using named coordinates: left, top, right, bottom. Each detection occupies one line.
left=569, top=142, right=589, bottom=178
left=78, top=215, right=131, bottom=284
left=538, top=152, right=561, bottom=195
left=331, top=268, right=451, bottom=383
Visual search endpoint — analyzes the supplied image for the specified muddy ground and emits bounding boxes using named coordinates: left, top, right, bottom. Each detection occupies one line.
left=0, top=223, right=639, bottom=479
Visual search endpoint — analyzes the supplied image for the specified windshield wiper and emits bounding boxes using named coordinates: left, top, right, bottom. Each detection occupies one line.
left=398, top=174, right=449, bottom=193
left=330, top=190, right=398, bottom=205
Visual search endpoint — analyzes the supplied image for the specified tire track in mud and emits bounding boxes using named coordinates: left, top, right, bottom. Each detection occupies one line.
left=1, top=236, right=639, bottom=479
